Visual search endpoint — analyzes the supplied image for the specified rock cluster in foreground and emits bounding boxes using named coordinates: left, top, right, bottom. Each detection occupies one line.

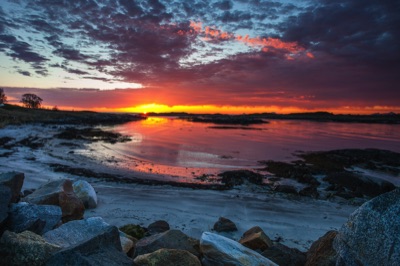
left=1, top=171, right=399, bottom=265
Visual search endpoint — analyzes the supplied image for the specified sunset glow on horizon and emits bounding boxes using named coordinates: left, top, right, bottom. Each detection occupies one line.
left=0, top=0, right=399, bottom=114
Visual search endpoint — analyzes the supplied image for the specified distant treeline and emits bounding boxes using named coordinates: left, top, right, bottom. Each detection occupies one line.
left=147, top=111, right=400, bottom=124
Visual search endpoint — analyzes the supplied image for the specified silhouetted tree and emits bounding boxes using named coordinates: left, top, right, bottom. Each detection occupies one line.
left=0, top=88, right=7, bottom=104
left=21, top=93, right=43, bottom=109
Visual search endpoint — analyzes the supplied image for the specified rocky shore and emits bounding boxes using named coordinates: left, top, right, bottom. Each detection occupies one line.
left=1, top=106, right=399, bottom=265
left=1, top=172, right=399, bottom=265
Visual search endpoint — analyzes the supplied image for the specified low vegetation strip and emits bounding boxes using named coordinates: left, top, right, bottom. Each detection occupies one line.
left=0, top=104, right=145, bottom=128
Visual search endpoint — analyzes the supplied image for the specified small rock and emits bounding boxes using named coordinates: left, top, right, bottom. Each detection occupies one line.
left=213, top=217, right=237, bottom=232
left=73, top=180, right=98, bottom=209
left=135, top=229, right=200, bottom=258
left=119, top=230, right=135, bottom=257
left=147, top=220, right=170, bottom=235
left=134, top=248, right=201, bottom=266
left=200, top=232, right=278, bottom=266
left=0, top=230, right=61, bottom=266
left=334, top=188, right=400, bottom=265
left=46, top=226, right=133, bottom=266
left=239, top=226, right=273, bottom=252
left=261, top=243, right=306, bottom=266
left=0, top=171, right=24, bottom=203
left=7, top=202, right=62, bottom=235
left=305, top=230, right=337, bottom=266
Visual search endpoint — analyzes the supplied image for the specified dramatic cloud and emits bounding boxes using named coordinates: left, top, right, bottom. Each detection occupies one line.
left=0, top=0, right=399, bottom=113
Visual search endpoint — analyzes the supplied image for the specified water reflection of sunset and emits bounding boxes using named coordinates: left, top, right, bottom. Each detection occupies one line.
left=95, top=118, right=400, bottom=182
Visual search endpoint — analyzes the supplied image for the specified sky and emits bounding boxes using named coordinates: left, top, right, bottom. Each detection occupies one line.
left=0, top=0, right=399, bottom=114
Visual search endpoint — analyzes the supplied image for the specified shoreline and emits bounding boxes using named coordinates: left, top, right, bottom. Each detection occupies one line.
left=0, top=123, right=367, bottom=251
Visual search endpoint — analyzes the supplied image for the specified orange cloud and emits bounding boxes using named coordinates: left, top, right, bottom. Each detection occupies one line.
left=189, top=21, right=202, bottom=33
left=306, top=52, right=315, bottom=58
left=190, top=21, right=313, bottom=59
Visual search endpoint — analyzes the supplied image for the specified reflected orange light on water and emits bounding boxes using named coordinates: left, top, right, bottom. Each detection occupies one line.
left=112, top=103, right=400, bottom=115
left=116, top=103, right=308, bottom=114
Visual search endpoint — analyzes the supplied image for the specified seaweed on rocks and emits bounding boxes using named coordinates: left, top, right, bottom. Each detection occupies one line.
left=55, top=127, right=131, bottom=144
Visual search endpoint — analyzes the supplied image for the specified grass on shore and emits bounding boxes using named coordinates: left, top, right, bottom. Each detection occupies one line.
left=0, top=104, right=141, bottom=128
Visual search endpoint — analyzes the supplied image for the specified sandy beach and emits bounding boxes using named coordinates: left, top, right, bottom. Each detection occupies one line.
left=0, top=124, right=360, bottom=251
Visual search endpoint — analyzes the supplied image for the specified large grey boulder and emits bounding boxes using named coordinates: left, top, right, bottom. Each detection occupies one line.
left=0, top=230, right=61, bottom=266
left=73, top=180, right=97, bottom=209
left=200, top=232, right=278, bottom=266
left=334, top=188, right=400, bottom=265
left=43, top=217, right=110, bottom=248
left=23, top=179, right=66, bottom=205
left=134, top=248, right=201, bottom=266
left=135, top=229, right=200, bottom=258
left=23, top=179, right=85, bottom=223
left=8, top=202, right=62, bottom=235
left=46, top=226, right=134, bottom=266
left=0, top=171, right=24, bottom=203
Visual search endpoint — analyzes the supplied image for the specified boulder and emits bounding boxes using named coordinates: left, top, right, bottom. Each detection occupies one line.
left=7, top=202, right=62, bottom=235
left=43, top=217, right=111, bottom=248
left=305, top=230, right=337, bottom=266
left=147, top=220, right=170, bottom=235
left=23, top=179, right=66, bottom=205
left=212, top=217, right=237, bottom=232
left=23, top=179, right=84, bottom=223
left=134, top=248, right=201, bottom=266
left=8, top=202, right=61, bottom=235
left=72, top=180, right=98, bottom=209
left=46, top=226, right=134, bottom=266
left=135, top=229, right=200, bottom=258
left=0, top=185, right=12, bottom=230
left=239, top=226, right=273, bottom=252
left=0, top=171, right=24, bottom=203
left=200, top=232, right=278, bottom=266
left=58, top=181, right=85, bottom=222
left=261, top=243, right=306, bottom=266
left=334, top=188, right=400, bottom=265
left=0, top=230, right=61, bottom=266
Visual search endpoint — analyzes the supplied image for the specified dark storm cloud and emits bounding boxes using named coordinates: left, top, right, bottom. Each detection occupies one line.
left=9, top=41, right=48, bottom=64
left=1, top=0, right=400, bottom=110
left=282, top=0, right=400, bottom=67
left=53, top=47, right=90, bottom=62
